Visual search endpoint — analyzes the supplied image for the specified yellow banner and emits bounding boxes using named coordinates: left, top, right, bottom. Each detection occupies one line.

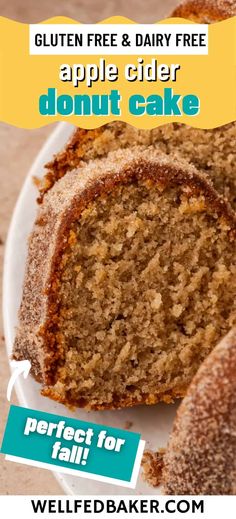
left=0, top=16, right=235, bottom=129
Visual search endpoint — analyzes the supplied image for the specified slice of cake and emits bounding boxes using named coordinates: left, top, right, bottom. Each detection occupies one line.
left=38, top=0, right=236, bottom=208
left=13, top=148, right=236, bottom=409
left=39, top=123, right=236, bottom=209
left=162, top=328, right=236, bottom=495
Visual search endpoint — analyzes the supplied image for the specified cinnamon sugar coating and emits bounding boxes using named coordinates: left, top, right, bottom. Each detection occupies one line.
left=172, top=0, right=236, bottom=21
left=163, top=328, right=236, bottom=495
left=39, top=123, right=236, bottom=210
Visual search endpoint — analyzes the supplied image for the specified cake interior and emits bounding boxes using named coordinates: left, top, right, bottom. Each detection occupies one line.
left=45, top=180, right=236, bottom=408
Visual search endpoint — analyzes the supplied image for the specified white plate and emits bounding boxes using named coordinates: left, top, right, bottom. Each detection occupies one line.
left=3, top=122, right=179, bottom=495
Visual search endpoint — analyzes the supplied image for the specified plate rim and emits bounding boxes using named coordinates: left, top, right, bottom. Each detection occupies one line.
left=2, top=122, right=74, bottom=493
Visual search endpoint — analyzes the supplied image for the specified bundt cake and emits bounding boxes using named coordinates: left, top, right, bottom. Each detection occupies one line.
left=13, top=148, right=236, bottom=409
left=162, top=327, right=236, bottom=495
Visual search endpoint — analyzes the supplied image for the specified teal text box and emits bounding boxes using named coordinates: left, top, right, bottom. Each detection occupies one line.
left=1, top=405, right=141, bottom=484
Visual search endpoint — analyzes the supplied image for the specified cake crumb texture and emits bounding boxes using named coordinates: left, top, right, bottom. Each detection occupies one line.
left=142, top=449, right=165, bottom=487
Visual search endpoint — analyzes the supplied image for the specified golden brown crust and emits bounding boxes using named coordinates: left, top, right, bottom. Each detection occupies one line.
left=13, top=146, right=236, bottom=410
left=172, top=0, right=236, bottom=21
left=38, top=128, right=103, bottom=203
left=162, top=328, right=236, bottom=494
left=41, top=385, right=186, bottom=411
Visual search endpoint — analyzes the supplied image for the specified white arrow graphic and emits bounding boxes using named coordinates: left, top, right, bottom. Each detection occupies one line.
left=7, top=360, right=31, bottom=401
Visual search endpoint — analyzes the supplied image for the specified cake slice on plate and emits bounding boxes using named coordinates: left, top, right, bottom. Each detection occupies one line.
left=13, top=0, right=236, bottom=409
left=13, top=148, right=236, bottom=409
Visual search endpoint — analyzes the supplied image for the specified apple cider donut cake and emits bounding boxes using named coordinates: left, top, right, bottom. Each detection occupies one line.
left=13, top=148, right=236, bottom=409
